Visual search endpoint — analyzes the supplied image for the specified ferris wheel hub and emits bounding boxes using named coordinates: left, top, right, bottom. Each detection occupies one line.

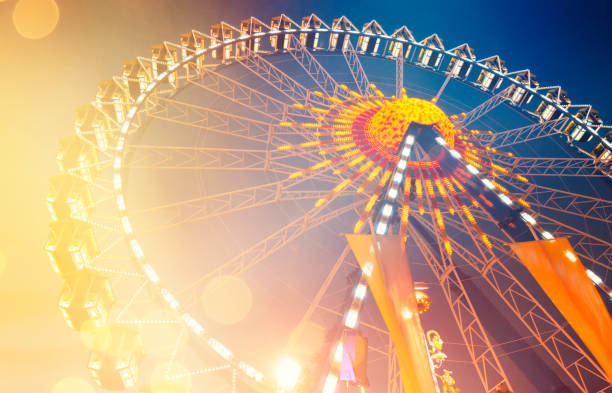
left=364, top=98, right=456, bottom=159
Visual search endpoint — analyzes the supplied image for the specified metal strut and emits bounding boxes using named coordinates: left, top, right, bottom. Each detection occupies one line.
left=395, top=44, right=404, bottom=99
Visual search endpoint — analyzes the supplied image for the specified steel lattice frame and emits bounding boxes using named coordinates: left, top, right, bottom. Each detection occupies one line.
left=47, top=13, right=612, bottom=393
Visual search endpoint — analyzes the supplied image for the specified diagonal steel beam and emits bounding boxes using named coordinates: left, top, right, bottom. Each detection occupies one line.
left=455, top=86, right=512, bottom=128
left=342, top=38, right=375, bottom=97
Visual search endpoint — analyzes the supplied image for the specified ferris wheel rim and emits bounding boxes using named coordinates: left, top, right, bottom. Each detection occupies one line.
left=51, top=15, right=612, bottom=393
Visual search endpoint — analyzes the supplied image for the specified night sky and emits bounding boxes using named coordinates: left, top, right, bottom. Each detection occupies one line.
left=1, top=0, right=611, bottom=392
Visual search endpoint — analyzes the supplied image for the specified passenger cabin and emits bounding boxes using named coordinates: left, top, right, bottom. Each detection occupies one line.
left=56, top=136, right=99, bottom=182
left=151, top=43, right=178, bottom=84
left=47, top=174, right=92, bottom=222
left=357, top=20, right=385, bottom=55
left=58, top=270, right=114, bottom=330
left=95, top=79, right=128, bottom=124
left=476, top=56, right=507, bottom=91
left=507, top=71, right=538, bottom=106
left=447, top=44, right=475, bottom=79
left=417, top=34, right=444, bottom=68
left=210, top=23, right=233, bottom=61
left=88, top=325, right=144, bottom=389
left=591, top=131, right=612, bottom=164
left=239, top=17, right=264, bottom=54
left=535, top=88, right=570, bottom=122
left=387, top=26, right=414, bottom=60
left=122, top=59, right=151, bottom=100
left=329, top=16, right=358, bottom=51
left=46, top=218, right=99, bottom=275
left=300, top=14, right=326, bottom=49
left=180, top=30, right=206, bottom=72
left=564, top=107, right=603, bottom=143
left=75, top=104, right=113, bottom=152
left=270, top=14, right=295, bottom=51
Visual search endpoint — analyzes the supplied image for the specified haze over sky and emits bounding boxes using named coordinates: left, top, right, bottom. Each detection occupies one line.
left=0, top=0, right=611, bottom=391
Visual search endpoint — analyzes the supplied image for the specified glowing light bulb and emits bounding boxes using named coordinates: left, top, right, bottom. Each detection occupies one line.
left=276, top=357, right=302, bottom=391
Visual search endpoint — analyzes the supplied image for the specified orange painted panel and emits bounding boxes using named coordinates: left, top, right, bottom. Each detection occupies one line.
left=346, top=234, right=438, bottom=393
left=510, top=238, right=612, bottom=380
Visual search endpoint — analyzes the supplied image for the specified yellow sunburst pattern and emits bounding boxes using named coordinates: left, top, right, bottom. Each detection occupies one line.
left=277, top=84, right=532, bottom=254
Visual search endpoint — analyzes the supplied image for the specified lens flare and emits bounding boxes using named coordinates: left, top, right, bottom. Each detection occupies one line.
left=12, top=0, right=60, bottom=40
left=52, top=377, right=95, bottom=393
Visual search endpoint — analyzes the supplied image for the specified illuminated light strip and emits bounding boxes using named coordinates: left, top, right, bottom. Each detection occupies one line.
left=342, top=108, right=363, bottom=116
left=289, top=159, right=334, bottom=179
left=423, top=167, right=452, bottom=255
left=314, top=131, right=353, bottom=137
left=434, top=177, right=454, bottom=215
left=415, top=173, right=425, bottom=215
left=332, top=154, right=368, bottom=175
left=375, top=135, right=415, bottom=234
left=353, top=168, right=392, bottom=233
left=319, top=143, right=358, bottom=155
left=459, top=140, right=514, bottom=158
left=400, top=169, right=413, bottom=240
left=278, top=136, right=364, bottom=152
left=355, top=163, right=384, bottom=193
left=463, top=149, right=531, bottom=184
left=331, top=118, right=354, bottom=124
left=477, top=193, right=495, bottom=208
left=520, top=211, right=537, bottom=225
left=315, top=159, right=375, bottom=208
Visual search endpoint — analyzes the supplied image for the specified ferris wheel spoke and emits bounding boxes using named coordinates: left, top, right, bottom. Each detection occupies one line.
left=131, top=175, right=350, bottom=233
left=412, top=213, right=611, bottom=393
left=296, top=244, right=352, bottom=327
left=487, top=155, right=610, bottom=177
left=471, top=117, right=568, bottom=148
left=187, top=68, right=296, bottom=122
left=236, top=46, right=311, bottom=105
left=454, top=86, right=512, bottom=128
left=186, top=67, right=332, bottom=143
left=124, top=144, right=319, bottom=175
left=144, top=93, right=275, bottom=144
left=178, top=197, right=364, bottom=298
left=144, top=93, right=325, bottom=167
left=286, top=35, right=345, bottom=99
left=500, top=178, right=612, bottom=225
left=406, top=215, right=513, bottom=393
left=341, top=38, right=375, bottom=97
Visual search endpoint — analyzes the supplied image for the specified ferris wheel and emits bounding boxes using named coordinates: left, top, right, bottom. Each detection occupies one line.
left=45, top=13, right=612, bottom=393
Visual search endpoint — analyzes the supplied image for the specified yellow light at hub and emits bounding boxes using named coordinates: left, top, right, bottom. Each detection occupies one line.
left=365, top=97, right=456, bottom=156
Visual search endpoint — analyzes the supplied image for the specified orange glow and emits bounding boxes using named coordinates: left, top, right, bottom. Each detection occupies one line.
left=12, top=0, right=60, bottom=40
